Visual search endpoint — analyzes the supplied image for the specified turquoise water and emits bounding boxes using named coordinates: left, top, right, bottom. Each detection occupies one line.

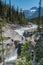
left=5, top=48, right=18, bottom=60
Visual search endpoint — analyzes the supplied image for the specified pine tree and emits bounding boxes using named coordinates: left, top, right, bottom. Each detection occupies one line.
left=0, top=21, right=5, bottom=65
left=37, top=0, right=42, bottom=32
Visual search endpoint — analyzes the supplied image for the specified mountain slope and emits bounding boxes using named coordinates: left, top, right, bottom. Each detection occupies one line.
left=24, top=7, right=43, bottom=19
left=0, top=1, right=28, bottom=25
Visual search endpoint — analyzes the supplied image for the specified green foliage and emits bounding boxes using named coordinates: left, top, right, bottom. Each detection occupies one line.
left=17, top=60, right=33, bottom=65
left=18, top=41, right=32, bottom=62
left=31, top=16, right=43, bottom=32
left=0, top=15, right=8, bottom=64
left=17, top=62, right=23, bottom=65
left=35, top=43, right=43, bottom=61
left=17, top=41, right=33, bottom=65
left=0, top=36, right=10, bottom=41
left=38, top=58, right=43, bottom=65
left=0, top=43, right=2, bottom=45
left=0, top=1, right=28, bottom=25
left=0, top=48, right=6, bottom=52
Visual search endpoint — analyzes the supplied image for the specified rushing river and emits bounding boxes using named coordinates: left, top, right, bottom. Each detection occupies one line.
left=4, top=24, right=38, bottom=65
left=5, top=48, right=18, bottom=65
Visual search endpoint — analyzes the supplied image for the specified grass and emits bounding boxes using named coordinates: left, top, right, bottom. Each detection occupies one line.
left=0, top=36, right=10, bottom=41
left=0, top=43, right=2, bottom=45
left=0, top=48, right=6, bottom=52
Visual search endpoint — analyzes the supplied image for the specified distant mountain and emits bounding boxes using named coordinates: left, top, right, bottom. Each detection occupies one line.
left=23, top=7, right=43, bottom=19
left=30, top=7, right=37, bottom=10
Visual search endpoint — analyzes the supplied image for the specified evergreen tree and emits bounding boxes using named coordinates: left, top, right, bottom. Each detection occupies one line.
left=38, top=58, right=43, bottom=65
left=0, top=21, right=4, bottom=65
left=37, top=0, right=42, bottom=32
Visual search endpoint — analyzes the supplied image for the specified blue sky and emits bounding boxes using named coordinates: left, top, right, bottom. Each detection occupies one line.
left=2, top=0, right=43, bottom=10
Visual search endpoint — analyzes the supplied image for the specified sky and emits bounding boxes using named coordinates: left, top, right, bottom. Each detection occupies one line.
left=2, top=0, right=43, bottom=10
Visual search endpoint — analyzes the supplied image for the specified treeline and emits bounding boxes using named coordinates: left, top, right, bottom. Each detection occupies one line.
left=31, top=16, right=43, bottom=31
left=0, top=1, right=28, bottom=25
left=31, top=16, right=43, bottom=24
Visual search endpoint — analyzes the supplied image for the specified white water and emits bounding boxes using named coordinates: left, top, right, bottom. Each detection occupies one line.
left=15, top=24, right=38, bottom=36
left=4, top=24, right=38, bottom=63
left=5, top=48, right=18, bottom=62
